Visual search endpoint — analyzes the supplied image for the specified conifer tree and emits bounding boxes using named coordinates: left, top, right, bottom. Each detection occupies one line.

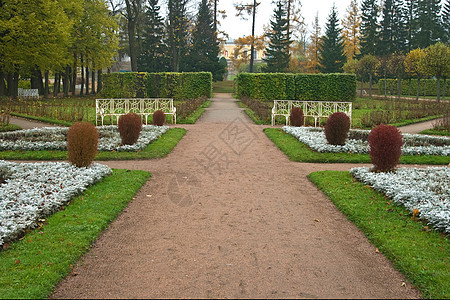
left=404, top=0, right=419, bottom=51
left=137, top=0, right=169, bottom=72
left=379, top=0, right=407, bottom=54
left=318, top=5, right=346, bottom=73
left=341, top=0, right=361, bottom=60
left=166, top=0, right=190, bottom=72
left=263, top=1, right=291, bottom=72
left=359, top=0, right=379, bottom=56
left=415, top=0, right=444, bottom=48
left=442, top=0, right=450, bottom=43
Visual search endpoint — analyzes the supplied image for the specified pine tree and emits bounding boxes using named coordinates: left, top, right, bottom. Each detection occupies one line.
left=166, top=0, right=190, bottom=72
left=318, top=5, right=346, bottom=73
left=379, top=0, right=407, bottom=55
left=137, top=0, right=168, bottom=72
left=415, top=0, right=444, bottom=48
left=263, top=1, right=291, bottom=72
left=187, top=0, right=224, bottom=80
left=341, top=0, right=361, bottom=60
left=404, top=0, right=419, bottom=51
left=359, top=0, right=379, bottom=56
left=442, top=0, right=450, bottom=44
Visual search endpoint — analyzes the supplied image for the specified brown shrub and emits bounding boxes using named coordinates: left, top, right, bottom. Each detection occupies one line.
left=153, top=110, right=165, bottom=126
left=324, top=112, right=351, bottom=145
left=67, top=122, right=98, bottom=167
left=369, top=124, right=403, bottom=172
left=289, top=107, right=304, bottom=127
left=118, top=113, right=142, bottom=145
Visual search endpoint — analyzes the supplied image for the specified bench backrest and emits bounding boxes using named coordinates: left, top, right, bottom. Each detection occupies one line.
left=273, top=100, right=352, bottom=118
left=96, top=98, right=174, bottom=115
left=18, top=88, right=39, bottom=98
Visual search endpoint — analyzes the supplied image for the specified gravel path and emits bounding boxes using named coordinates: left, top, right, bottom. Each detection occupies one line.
left=49, top=93, right=420, bottom=299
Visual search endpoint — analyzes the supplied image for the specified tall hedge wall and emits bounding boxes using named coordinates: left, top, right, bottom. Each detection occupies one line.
left=235, top=73, right=356, bottom=101
left=101, top=72, right=212, bottom=100
left=378, top=78, right=448, bottom=97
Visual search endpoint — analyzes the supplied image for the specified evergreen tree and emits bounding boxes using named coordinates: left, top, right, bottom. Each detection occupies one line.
left=414, top=0, right=444, bottom=48
left=187, top=0, right=225, bottom=80
left=404, top=0, right=419, bottom=51
left=318, top=5, right=346, bottom=73
left=443, top=0, right=450, bottom=43
left=359, top=0, right=379, bottom=56
left=379, top=0, right=407, bottom=54
left=166, top=0, right=190, bottom=72
left=263, top=1, right=291, bottom=72
left=137, top=0, right=169, bottom=72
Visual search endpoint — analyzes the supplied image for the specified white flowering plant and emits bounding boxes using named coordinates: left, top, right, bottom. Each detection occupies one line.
left=350, top=166, right=450, bottom=233
left=283, top=126, right=450, bottom=156
left=0, top=125, right=169, bottom=152
left=0, top=161, right=112, bottom=246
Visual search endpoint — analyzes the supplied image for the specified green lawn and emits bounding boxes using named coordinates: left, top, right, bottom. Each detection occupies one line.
left=308, top=171, right=449, bottom=299
left=0, top=123, right=22, bottom=132
left=0, top=127, right=186, bottom=161
left=264, top=128, right=449, bottom=165
left=212, top=80, right=234, bottom=94
left=0, top=169, right=150, bottom=299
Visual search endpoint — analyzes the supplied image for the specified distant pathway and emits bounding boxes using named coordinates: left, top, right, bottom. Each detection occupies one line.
left=8, top=116, right=56, bottom=129
left=49, top=93, right=420, bottom=299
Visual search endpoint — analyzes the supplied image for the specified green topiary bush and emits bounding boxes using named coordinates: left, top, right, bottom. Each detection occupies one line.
left=153, top=110, right=165, bottom=126
left=289, top=107, right=304, bottom=127
left=369, top=124, right=403, bottom=172
left=324, top=112, right=351, bottom=145
left=118, top=113, right=142, bottom=145
left=67, top=122, right=98, bottom=167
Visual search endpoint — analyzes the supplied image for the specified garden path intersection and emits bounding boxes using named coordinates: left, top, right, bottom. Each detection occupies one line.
left=43, top=93, right=423, bottom=298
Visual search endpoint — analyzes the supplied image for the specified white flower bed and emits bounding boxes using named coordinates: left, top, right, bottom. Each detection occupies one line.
left=350, top=166, right=450, bottom=233
left=283, top=126, right=450, bottom=156
left=0, top=125, right=169, bottom=152
left=0, top=161, right=112, bottom=246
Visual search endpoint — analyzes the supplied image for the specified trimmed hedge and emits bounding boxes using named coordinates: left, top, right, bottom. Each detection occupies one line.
left=235, top=73, right=356, bottom=101
left=378, top=78, right=449, bottom=97
left=101, top=72, right=212, bottom=100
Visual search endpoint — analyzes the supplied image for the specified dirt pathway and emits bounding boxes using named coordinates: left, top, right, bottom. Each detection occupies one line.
left=51, top=94, right=420, bottom=299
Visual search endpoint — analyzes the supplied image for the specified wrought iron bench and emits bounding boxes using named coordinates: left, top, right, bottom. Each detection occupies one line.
left=18, top=88, right=39, bottom=99
left=272, top=100, right=352, bottom=127
left=96, top=98, right=176, bottom=126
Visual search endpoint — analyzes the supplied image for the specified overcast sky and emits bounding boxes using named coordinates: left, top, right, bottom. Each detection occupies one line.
left=216, top=0, right=352, bottom=41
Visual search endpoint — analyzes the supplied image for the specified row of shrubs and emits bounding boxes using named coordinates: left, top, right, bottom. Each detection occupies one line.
left=290, top=108, right=403, bottom=172
left=101, top=72, right=212, bottom=100
left=377, top=78, right=449, bottom=97
left=235, top=73, right=356, bottom=101
left=68, top=111, right=165, bottom=167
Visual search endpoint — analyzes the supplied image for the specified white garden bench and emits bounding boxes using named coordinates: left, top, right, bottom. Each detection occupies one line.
left=96, top=98, right=176, bottom=126
left=272, top=100, right=352, bottom=127
left=18, top=88, right=39, bottom=99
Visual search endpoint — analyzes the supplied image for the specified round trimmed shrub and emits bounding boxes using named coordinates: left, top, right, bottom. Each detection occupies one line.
left=324, top=112, right=351, bottom=145
left=67, top=122, right=98, bottom=168
left=289, top=107, right=304, bottom=127
left=153, top=110, right=165, bottom=126
left=118, top=113, right=142, bottom=145
left=369, top=124, right=403, bottom=172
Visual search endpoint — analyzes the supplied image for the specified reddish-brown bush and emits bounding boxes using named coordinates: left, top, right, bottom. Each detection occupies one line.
left=67, top=122, right=98, bottom=167
left=153, top=110, right=165, bottom=126
left=324, top=112, right=351, bottom=145
left=289, top=107, right=304, bottom=127
left=118, top=113, right=142, bottom=145
left=369, top=124, right=403, bottom=172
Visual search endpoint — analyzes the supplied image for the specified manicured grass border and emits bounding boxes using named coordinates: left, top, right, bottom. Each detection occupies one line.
left=308, top=171, right=449, bottom=299
left=0, top=169, right=150, bottom=299
left=0, top=127, right=186, bottom=161
left=264, top=128, right=449, bottom=165
left=237, top=101, right=266, bottom=125
left=0, top=124, right=22, bottom=132
left=10, top=112, right=73, bottom=127
left=177, top=100, right=211, bottom=124
left=421, top=128, right=450, bottom=137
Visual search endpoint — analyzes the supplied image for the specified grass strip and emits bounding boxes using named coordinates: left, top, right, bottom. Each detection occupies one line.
left=0, top=124, right=22, bottom=132
left=264, top=128, right=449, bottom=165
left=421, top=128, right=450, bottom=137
left=177, top=100, right=211, bottom=124
left=308, top=171, right=449, bottom=299
left=237, top=101, right=267, bottom=125
left=10, top=112, right=73, bottom=127
left=0, top=127, right=186, bottom=161
left=0, top=169, right=150, bottom=299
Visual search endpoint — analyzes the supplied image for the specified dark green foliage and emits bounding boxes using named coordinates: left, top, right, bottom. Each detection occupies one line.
left=118, top=113, right=142, bottom=145
left=324, top=112, right=351, bottom=145
left=153, top=110, right=165, bottom=126
left=414, top=0, right=444, bottom=48
left=67, top=122, right=98, bottom=167
left=101, top=72, right=212, bottom=100
left=137, top=0, right=169, bottom=72
left=360, top=0, right=380, bottom=56
left=318, top=5, right=346, bottom=73
left=166, top=0, right=189, bottom=72
left=443, top=0, right=450, bottom=44
left=289, top=107, right=304, bottom=127
left=263, top=1, right=291, bottom=73
left=235, top=73, right=356, bottom=101
left=369, top=124, right=403, bottom=172
left=185, top=0, right=225, bottom=81
left=379, top=0, right=407, bottom=54
left=378, top=78, right=449, bottom=96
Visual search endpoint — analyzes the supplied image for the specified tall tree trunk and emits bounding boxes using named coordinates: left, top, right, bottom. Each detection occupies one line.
left=53, top=72, right=59, bottom=97
left=97, top=70, right=103, bottom=93
left=7, top=73, right=14, bottom=97
left=125, top=0, right=139, bottom=72
left=64, top=66, right=70, bottom=97
left=249, top=0, right=256, bottom=73
left=12, top=73, right=19, bottom=98
left=31, top=67, right=44, bottom=94
left=80, top=54, right=84, bottom=96
left=72, top=53, right=77, bottom=96
left=92, top=70, right=96, bottom=94
left=0, top=71, right=5, bottom=97
left=44, top=70, right=49, bottom=98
